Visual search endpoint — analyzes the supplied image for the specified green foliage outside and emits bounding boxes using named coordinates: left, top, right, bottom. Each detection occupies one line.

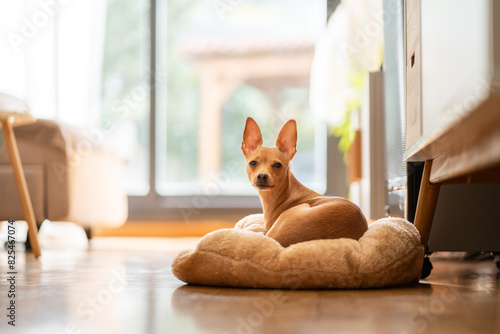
left=332, top=68, right=366, bottom=160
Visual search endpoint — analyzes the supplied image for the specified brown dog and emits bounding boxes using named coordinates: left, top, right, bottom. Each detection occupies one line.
left=241, top=117, right=368, bottom=247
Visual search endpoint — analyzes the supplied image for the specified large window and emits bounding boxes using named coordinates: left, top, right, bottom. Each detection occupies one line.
left=100, top=0, right=328, bottom=218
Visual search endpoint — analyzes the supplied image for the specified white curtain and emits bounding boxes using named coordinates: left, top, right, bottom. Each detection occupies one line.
left=310, top=0, right=384, bottom=127
left=0, top=0, right=107, bottom=127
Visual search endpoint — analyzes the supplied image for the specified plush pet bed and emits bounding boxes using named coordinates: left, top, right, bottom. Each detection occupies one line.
left=172, top=215, right=424, bottom=289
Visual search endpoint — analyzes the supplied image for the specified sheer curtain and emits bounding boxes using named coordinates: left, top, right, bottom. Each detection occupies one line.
left=310, top=0, right=384, bottom=127
left=0, top=0, right=107, bottom=127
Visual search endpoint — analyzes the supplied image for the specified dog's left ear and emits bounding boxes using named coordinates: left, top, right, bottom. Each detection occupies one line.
left=276, top=119, right=297, bottom=160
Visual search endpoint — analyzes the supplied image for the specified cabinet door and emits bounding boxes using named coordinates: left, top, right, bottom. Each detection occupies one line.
left=405, top=0, right=422, bottom=150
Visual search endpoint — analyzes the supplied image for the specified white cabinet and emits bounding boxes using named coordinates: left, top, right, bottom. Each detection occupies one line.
left=405, top=0, right=500, bottom=183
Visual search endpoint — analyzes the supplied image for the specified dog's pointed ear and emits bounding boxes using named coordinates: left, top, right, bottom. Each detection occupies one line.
left=242, top=117, right=263, bottom=156
left=276, top=119, right=297, bottom=159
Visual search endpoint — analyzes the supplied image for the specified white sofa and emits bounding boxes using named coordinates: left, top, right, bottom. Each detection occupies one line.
left=0, top=119, right=128, bottom=237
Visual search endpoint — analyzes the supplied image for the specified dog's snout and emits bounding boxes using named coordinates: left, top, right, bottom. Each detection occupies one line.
left=254, top=172, right=273, bottom=190
left=257, top=173, right=268, bottom=182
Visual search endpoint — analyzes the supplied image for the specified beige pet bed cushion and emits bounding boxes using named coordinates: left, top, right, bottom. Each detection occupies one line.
left=172, top=216, right=424, bottom=289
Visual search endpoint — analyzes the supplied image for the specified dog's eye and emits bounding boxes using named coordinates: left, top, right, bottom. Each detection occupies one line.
left=249, top=161, right=257, bottom=166
left=273, top=163, right=283, bottom=168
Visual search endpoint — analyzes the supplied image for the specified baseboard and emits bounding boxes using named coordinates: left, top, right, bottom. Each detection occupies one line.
left=93, top=220, right=235, bottom=238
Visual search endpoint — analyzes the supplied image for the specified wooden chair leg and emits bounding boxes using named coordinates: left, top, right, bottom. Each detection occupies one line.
left=414, top=160, right=441, bottom=250
left=2, top=120, right=41, bottom=257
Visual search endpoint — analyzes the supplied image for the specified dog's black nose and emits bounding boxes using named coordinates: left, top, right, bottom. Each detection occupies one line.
left=257, top=173, right=268, bottom=182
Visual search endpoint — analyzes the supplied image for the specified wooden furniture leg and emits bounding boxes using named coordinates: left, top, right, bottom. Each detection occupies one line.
left=2, top=119, right=41, bottom=257
left=414, top=160, right=441, bottom=250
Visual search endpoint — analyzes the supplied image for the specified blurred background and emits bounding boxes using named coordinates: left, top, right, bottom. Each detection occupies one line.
left=0, top=0, right=335, bottom=224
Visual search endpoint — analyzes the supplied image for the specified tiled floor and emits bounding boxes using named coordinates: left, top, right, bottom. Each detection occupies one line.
left=0, top=236, right=499, bottom=334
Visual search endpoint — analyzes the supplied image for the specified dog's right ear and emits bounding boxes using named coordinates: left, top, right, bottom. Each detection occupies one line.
left=276, top=119, right=297, bottom=160
left=242, top=117, right=263, bottom=155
